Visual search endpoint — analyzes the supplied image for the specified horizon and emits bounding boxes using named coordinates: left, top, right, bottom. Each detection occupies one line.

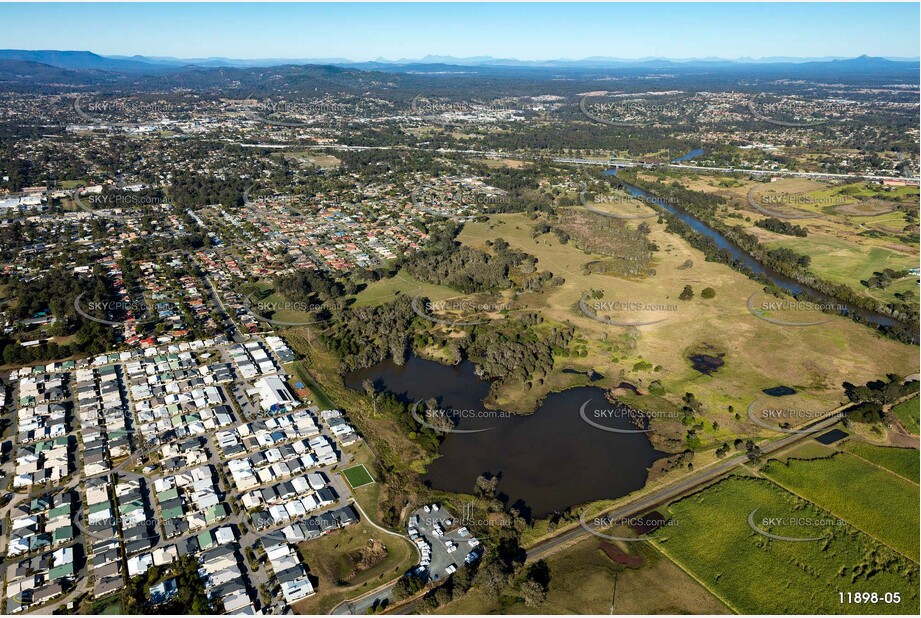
left=11, top=50, right=921, bottom=65
left=1, top=2, right=918, bottom=61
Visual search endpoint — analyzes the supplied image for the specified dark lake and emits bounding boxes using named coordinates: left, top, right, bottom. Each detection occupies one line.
left=815, top=428, right=849, bottom=445
left=345, top=356, right=667, bottom=518
left=763, top=385, right=797, bottom=397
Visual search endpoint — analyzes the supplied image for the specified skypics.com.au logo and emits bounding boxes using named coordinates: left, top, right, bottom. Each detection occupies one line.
left=747, top=507, right=844, bottom=542
left=243, top=293, right=329, bottom=327
left=74, top=293, right=183, bottom=327
left=579, top=511, right=678, bottom=542
left=579, top=399, right=682, bottom=434
left=578, top=93, right=688, bottom=128
left=410, top=186, right=511, bottom=221
left=409, top=399, right=510, bottom=434
left=745, top=292, right=841, bottom=327
left=578, top=181, right=662, bottom=220
left=746, top=186, right=844, bottom=220
left=410, top=94, right=523, bottom=123
left=245, top=96, right=372, bottom=127
left=411, top=295, right=515, bottom=327
left=73, top=94, right=177, bottom=125
left=746, top=92, right=854, bottom=128
left=580, top=292, right=677, bottom=327
left=747, top=400, right=844, bottom=434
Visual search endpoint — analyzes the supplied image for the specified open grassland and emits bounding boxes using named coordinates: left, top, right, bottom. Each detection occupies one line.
left=352, top=271, right=459, bottom=307
left=435, top=532, right=729, bottom=615
left=761, top=236, right=916, bottom=295
left=763, top=452, right=920, bottom=561
left=456, top=211, right=918, bottom=444
left=650, top=476, right=920, bottom=614
left=891, top=395, right=920, bottom=434
left=844, top=440, right=920, bottom=483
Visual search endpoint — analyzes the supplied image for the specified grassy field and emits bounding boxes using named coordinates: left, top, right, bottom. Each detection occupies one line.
left=891, top=395, right=920, bottom=434
left=455, top=210, right=918, bottom=442
left=352, top=271, right=459, bottom=307
left=341, top=464, right=375, bottom=488
left=763, top=452, right=920, bottom=561
left=650, top=476, right=920, bottom=614
left=435, top=530, right=730, bottom=614
left=843, top=441, right=919, bottom=485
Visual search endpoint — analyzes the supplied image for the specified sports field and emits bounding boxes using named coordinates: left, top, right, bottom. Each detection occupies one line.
left=341, top=464, right=375, bottom=488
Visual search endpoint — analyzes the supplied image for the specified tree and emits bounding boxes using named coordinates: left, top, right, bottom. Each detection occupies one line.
left=474, top=560, right=510, bottom=601
left=519, top=579, right=547, bottom=607
left=700, top=287, right=716, bottom=299
left=679, top=285, right=694, bottom=301
left=451, top=564, right=474, bottom=593
left=474, top=473, right=500, bottom=498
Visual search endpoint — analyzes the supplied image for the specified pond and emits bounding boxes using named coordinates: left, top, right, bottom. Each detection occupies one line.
left=345, top=356, right=667, bottom=518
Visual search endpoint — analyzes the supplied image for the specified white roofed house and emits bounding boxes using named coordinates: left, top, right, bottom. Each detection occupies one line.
left=254, top=376, right=297, bottom=413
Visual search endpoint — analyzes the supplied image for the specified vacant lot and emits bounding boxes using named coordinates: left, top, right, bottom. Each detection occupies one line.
left=435, top=532, right=729, bottom=614
left=291, top=522, right=415, bottom=615
left=763, top=452, right=920, bottom=561
left=651, top=476, right=919, bottom=614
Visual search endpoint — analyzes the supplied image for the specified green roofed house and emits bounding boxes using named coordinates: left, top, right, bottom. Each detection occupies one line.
left=205, top=504, right=229, bottom=524
left=119, top=500, right=144, bottom=516
left=89, top=501, right=112, bottom=515
left=30, top=534, right=52, bottom=551
left=53, top=526, right=75, bottom=545
left=48, top=505, right=71, bottom=519
left=157, top=487, right=180, bottom=502
left=49, top=561, right=75, bottom=581
left=61, top=360, right=76, bottom=370
left=161, top=506, right=185, bottom=521
left=31, top=496, right=52, bottom=512
left=197, top=531, right=215, bottom=550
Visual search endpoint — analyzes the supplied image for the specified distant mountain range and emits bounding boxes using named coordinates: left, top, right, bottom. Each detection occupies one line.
left=1, top=49, right=918, bottom=73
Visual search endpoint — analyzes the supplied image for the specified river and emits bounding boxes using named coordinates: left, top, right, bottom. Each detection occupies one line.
left=345, top=356, right=666, bottom=518
left=604, top=168, right=899, bottom=328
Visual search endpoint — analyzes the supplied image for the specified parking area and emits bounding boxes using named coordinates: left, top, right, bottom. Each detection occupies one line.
left=407, top=504, right=480, bottom=584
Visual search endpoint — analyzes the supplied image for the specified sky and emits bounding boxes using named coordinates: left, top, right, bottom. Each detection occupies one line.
left=2, top=2, right=918, bottom=61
